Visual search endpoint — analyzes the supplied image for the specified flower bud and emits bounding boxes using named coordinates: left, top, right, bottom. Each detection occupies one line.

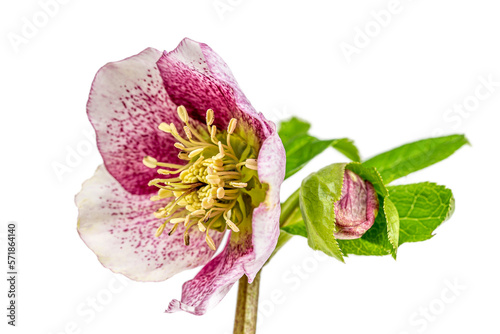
left=333, top=170, right=379, bottom=239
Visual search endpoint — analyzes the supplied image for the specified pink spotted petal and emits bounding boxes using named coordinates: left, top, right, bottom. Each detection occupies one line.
left=244, top=132, right=285, bottom=280
left=157, top=38, right=273, bottom=142
left=76, top=165, right=224, bottom=282
left=166, top=232, right=252, bottom=315
left=166, top=132, right=285, bottom=315
left=87, top=48, right=182, bottom=196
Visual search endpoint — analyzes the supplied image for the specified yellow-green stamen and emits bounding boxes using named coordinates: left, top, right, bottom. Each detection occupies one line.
left=144, top=106, right=260, bottom=251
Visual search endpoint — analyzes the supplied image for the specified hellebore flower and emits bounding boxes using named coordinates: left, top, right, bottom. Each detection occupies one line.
left=333, top=170, right=379, bottom=239
left=76, top=38, right=285, bottom=315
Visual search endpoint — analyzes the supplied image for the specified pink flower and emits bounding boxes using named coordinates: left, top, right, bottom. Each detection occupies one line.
left=76, top=39, right=285, bottom=315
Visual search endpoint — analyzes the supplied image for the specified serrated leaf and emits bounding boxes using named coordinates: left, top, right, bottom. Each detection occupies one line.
left=345, top=162, right=388, bottom=197
left=388, top=182, right=454, bottom=244
left=278, top=117, right=360, bottom=179
left=384, top=196, right=400, bottom=258
left=331, top=138, right=361, bottom=163
left=299, top=163, right=345, bottom=262
left=363, top=134, right=469, bottom=184
left=337, top=204, right=392, bottom=256
left=299, top=162, right=391, bottom=260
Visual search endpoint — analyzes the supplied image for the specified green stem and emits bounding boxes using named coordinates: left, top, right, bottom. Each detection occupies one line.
left=233, top=270, right=261, bottom=334
left=233, top=188, right=301, bottom=334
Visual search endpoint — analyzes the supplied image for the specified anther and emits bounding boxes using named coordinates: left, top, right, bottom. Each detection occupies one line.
left=197, top=222, right=206, bottom=232
left=168, top=223, right=178, bottom=236
left=158, top=123, right=171, bottom=133
left=169, top=123, right=179, bottom=136
left=170, top=218, right=186, bottom=225
left=154, top=209, right=166, bottom=218
left=245, top=159, right=258, bottom=170
left=206, top=109, right=214, bottom=126
left=158, top=189, right=171, bottom=198
left=228, top=118, right=237, bottom=134
left=226, top=220, right=240, bottom=233
left=188, top=148, right=204, bottom=158
left=184, top=233, right=190, bottom=246
left=174, top=143, right=185, bottom=150
left=205, top=234, right=216, bottom=251
left=229, top=182, right=247, bottom=188
left=177, top=105, right=189, bottom=123
left=183, top=126, right=192, bottom=140
left=218, top=141, right=225, bottom=156
left=143, top=156, right=158, bottom=168
left=155, top=224, right=166, bottom=237
left=210, top=125, right=217, bottom=139
left=217, top=187, right=225, bottom=199
left=206, top=175, right=221, bottom=185
left=191, top=209, right=206, bottom=216
left=178, top=152, right=190, bottom=160
left=213, top=153, right=225, bottom=160
left=201, top=197, right=215, bottom=209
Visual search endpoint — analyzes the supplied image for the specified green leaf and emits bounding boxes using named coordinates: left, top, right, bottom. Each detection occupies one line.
left=278, top=117, right=360, bottom=179
left=384, top=196, right=400, bottom=258
left=388, top=182, right=455, bottom=244
left=299, top=163, right=345, bottom=262
left=281, top=220, right=308, bottom=238
left=363, top=134, right=469, bottom=184
left=278, top=117, right=311, bottom=139
left=337, top=203, right=392, bottom=256
left=331, top=138, right=361, bottom=163
left=298, top=162, right=392, bottom=260
left=345, top=162, right=388, bottom=197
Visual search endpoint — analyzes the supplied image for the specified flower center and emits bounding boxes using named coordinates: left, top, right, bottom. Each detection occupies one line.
left=143, top=106, right=260, bottom=250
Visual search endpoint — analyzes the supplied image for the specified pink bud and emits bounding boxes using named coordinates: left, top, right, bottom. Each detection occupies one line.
left=334, top=170, right=379, bottom=239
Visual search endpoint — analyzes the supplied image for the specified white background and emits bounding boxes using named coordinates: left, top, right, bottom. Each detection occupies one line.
left=1, top=0, right=499, bottom=333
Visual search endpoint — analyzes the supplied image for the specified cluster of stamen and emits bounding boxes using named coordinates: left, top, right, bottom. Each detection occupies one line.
left=143, top=106, right=258, bottom=250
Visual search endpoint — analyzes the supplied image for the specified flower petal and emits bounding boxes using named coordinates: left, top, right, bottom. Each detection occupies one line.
left=87, top=48, right=182, bottom=195
left=166, top=132, right=285, bottom=315
left=157, top=38, right=273, bottom=143
left=166, top=232, right=252, bottom=315
left=334, top=180, right=378, bottom=239
left=76, top=165, right=224, bottom=282
left=244, top=132, right=285, bottom=280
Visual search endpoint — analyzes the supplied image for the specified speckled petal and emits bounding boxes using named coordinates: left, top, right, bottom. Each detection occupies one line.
left=87, top=48, right=182, bottom=196
left=157, top=38, right=273, bottom=143
left=244, top=132, right=285, bottom=280
left=166, top=132, right=285, bottom=315
left=76, top=165, right=224, bottom=282
left=166, top=232, right=252, bottom=315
